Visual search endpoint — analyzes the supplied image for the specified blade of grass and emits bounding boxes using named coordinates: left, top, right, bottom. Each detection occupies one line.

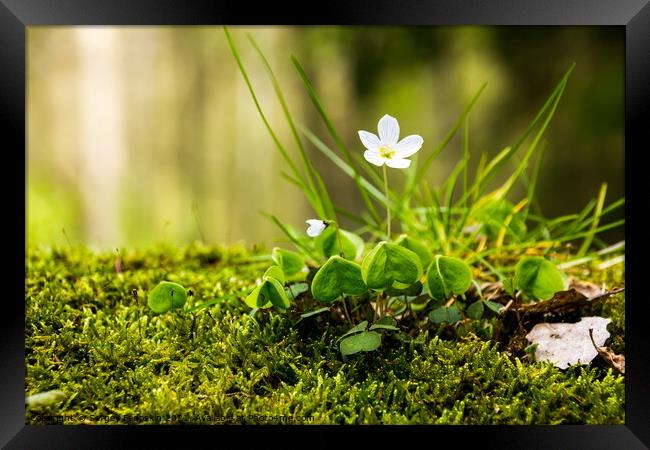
left=563, top=198, right=596, bottom=237
left=299, top=124, right=392, bottom=208
left=577, top=183, right=608, bottom=257
left=442, top=155, right=468, bottom=236
left=479, top=65, right=575, bottom=194
left=456, top=241, right=506, bottom=280
left=557, top=240, right=625, bottom=270
left=224, top=28, right=322, bottom=217
left=457, top=64, right=574, bottom=211
left=521, top=140, right=547, bottom=219
left=494, top=198, right=528, bottom=248
left=461, top=115, right=470, bottom=209
left=402, top=83, right=487, bottom=206
left=571, top=197, right=625, bottom=233
left=281, top=172, right=303, bottom=189
left=457, top=69, right=571, bottom=245
left=492, top=74, right=570, bottom=202
left=555, top=218, right=624, bottom=245
left=247, top=34, right=331, bottom=220
left=292, top=56, right=382, bottom=226
left=310, top=160, right=337, bottom=220
left=265, top=213, right=319, bottom=260
left=334, top=205, right=371, bottom=227
left=454, top=150, right=488, bottom=236
left=428, top=184, right=449, bottom=254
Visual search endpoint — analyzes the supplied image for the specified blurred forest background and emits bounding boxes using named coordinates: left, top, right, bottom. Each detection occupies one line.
left=27, top=26, right=624, bottom=249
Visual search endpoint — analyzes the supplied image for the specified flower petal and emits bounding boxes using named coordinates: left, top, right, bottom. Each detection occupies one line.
left=305, top=219, right=327, bottom=237
left=364, top=150, right=386, bottom=167
left=385, top=158, right=411, bottom=169
left=394, top=135, right=423, bottom=158
left=377, top=114, right=399, bottom=145
left=358, top=130, right=381, bottom=150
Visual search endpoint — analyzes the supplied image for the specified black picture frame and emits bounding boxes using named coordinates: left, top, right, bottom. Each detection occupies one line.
left=3, top=1, right=648, bottom=447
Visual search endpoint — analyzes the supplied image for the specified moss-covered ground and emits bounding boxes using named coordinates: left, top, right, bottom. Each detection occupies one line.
left=25, top=243, right=625, bottom=425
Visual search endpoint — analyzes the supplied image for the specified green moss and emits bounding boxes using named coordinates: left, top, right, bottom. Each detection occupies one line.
left=26, top=244, right=625, bottom=425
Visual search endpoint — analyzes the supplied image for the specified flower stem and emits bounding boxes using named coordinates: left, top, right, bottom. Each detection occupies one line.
left=383, top=165, right=391, bottom=239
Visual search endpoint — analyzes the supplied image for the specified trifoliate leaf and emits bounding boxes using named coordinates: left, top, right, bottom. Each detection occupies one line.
left=315, top=227, right=365, bottom=260
left=271, top=247, right=306, bottom=276
left=466, top=300, right=485, bottom=319
left=311, top=256, right=367, bottom=303
left=515, top=256, right=567, bottom=301
left=426, top=255, right=473, bottom=301
left=339, top=331, right=381, bottom=356
left=361, top=242, right=423, bottom=291
left=244, top=278, right=290, bottom=310
left=428, top=305, right=462, bottom=324
left=148, top=281, right=188, bottom=314
left=263, top=265, right=285, bottom=284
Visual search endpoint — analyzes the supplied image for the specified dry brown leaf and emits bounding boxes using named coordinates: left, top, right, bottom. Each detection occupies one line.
left=525, top=316, right=611, bottom=369
left=588, top=328, right=625, bottom=374
left=568, top=278, right=604, bottom=298
left=513, top=286, right=624, bottom=315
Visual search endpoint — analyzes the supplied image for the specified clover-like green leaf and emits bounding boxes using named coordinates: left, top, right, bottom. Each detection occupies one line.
left=515, top=256, right=567, bottom=301
left=244, top=277, right=291, bottom=310
left=466, top=300, right=485, bottom=319
left=148, top=281, right=188, bottom=314
left=315, top=227, right=365, bottom=260
left=285, top=282, right=309, bottom=300
left=395, top=234, right=432, bottom=268
left=339, top=331, right=382, bottom=356
left=369, top=315, right=399, bottom=331
left=376, top=316, right=397, bottom=326
left=311, top=256, right=367, bottom=303
left=426, top=255, right=473, bottom=301
left=263, top=265, right=285, bottom=284
left=361, top=242, right=423, bottom=291
left=244, top=285, right=267, bottom=309
left=338, top=320, right=369, bottom=341
left=428, top=305, right=462, bottom=324
left=271, top=247, right=306, bottom=276
left=484, top=300, right=504, bottom=314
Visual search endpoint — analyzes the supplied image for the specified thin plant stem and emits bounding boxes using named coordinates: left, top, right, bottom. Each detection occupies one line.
left=341, top=297, right=353, bottom=326
left=374, top=292, right=380, bottom=322
left=350, top=297, right=359, bottom=322
left=383, top=165, right=391, bottom=239
left=406, top=296, right=414, bottom=322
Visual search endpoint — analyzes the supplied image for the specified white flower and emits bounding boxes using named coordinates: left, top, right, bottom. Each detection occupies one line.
left=305, top=219, right=327, bottom=237
left=358, top=114, right=423, bottom=169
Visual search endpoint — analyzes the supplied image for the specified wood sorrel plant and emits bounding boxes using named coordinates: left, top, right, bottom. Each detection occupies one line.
left=204, top=28, right=626, bottom=357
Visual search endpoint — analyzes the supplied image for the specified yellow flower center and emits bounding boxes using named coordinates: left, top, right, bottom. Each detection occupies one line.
left=379, top=146, right=396, bottom=159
